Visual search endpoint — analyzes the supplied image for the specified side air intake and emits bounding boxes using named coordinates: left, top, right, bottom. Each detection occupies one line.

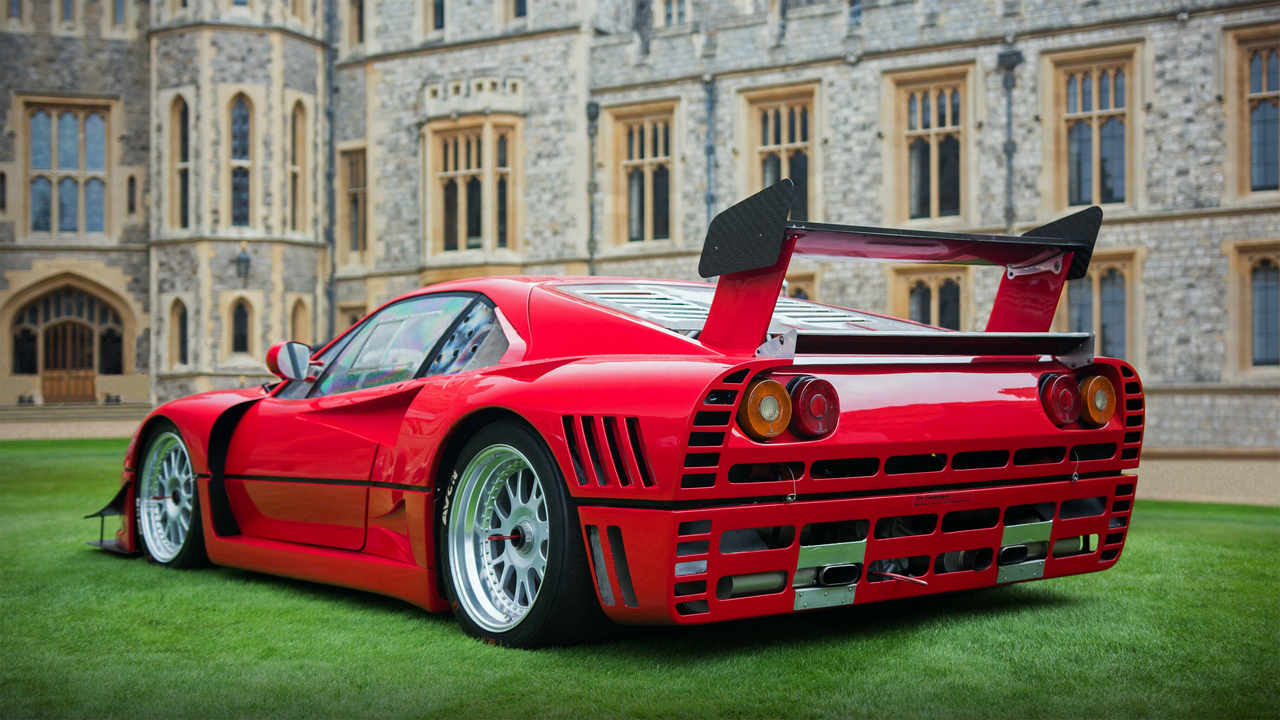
left=561, top=415, right=656, bottom=489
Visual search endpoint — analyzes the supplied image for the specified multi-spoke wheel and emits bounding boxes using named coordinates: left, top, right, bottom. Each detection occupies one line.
left=440, top=420, right=611, bottom=648
left=447, top=446, right=549, bottom=632
left=136, top=422, right=207, bottom=567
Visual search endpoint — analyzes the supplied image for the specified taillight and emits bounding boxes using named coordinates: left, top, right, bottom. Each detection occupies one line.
left=1040, top=373, right=1082, bottom=426
left=1078, top=375, right=1116, bottom=428
left=737, top=378, right=792, bottom=441
left=788, top=377, right=839, bottom=438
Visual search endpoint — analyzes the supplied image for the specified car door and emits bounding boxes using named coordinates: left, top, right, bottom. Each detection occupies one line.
left=223, top=293, right=476, bottom=550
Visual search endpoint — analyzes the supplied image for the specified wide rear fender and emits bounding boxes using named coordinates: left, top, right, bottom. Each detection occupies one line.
left=388, top=357, right=741, bottom=503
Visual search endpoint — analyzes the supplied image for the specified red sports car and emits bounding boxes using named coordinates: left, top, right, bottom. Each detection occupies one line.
left=90, top=180, right=1142, bottom=647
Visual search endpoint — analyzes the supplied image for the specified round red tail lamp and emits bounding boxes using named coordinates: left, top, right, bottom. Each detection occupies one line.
left=1040, top=373, right=1082, bottom=427
left=738, top=378, right=792, bottom=441
left=1079, top=375, right=1117, bottom=428
left=788, top=377, right=839, bottom=438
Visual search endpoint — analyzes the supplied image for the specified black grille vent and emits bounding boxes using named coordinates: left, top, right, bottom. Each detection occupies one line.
left=562, top=415, right=657, bottom=488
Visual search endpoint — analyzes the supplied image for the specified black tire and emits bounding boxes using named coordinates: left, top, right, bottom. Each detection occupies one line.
left=438, top=420, right=612, bottom=648
left=134, top=420, right=208, bottom=569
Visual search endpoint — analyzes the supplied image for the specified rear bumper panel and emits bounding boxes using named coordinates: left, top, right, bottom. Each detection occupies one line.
left=579, top=473, right=1135, bottom=625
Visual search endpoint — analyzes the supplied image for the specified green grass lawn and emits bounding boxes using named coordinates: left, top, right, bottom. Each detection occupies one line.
left=0, top=438, right=1277, bottom=719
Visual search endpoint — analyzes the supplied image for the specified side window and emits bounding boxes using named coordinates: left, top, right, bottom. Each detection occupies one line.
left=311, top=294, right=472, bottom=396
left=423, top=301, right=508, bottom=376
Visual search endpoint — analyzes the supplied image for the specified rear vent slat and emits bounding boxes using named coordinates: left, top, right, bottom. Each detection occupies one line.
left=606, top=526, right=639, bottom=608
left=684, top=452, right=720, bottom=468
left=705, top=389, right=738, bottom=405
left=603, top=417, right=632, bottom=487
left=625, top=417, right=656, bottom=488
left=884, top=453, right=947, bottom=475
left=694, top=410, right=731, bottom=426
left=1070, top=443, right=1117, bottom=461
left=585, top=525, right=615, bottom=606
left=688, top=431, right=725, bottom=447
left=951, top=450, right=1010, bottom=470
left=1013, top=446, right=1066, bottom=466
left=580, top=416, right=608, bottom=486
left=562, top=416, right=588, bottom=486
left=681, top=473, right=716, bottom=489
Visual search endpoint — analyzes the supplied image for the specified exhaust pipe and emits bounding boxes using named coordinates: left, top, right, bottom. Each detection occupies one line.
left=1052, top=536, right=1090, bottom=557
left=998, top=545, right=1028, bottom=565
left=941, top=548, right=995, bottom=573
left=999, top=542, right=1048, bottom=566
left=715, top=571, right=787, bottom=600
left=817, top=563, right=861, bottom=587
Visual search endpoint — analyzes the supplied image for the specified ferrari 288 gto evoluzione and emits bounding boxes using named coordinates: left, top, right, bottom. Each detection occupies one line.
left=90, top=180, right=1143, bottom=647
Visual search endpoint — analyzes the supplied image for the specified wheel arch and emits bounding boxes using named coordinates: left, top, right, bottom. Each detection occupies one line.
left=128, top=414, right=179, bottom=471
left=429, top=406, right=552, bottom=600
left=430, top=406, right=547, bottom=515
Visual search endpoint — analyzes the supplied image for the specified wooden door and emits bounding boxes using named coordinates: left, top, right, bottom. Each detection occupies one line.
left=43, top=322, right=95, bottom=403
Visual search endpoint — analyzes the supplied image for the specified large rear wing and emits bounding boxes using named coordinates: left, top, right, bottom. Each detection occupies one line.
left=698, top=179, right=1102, bottom=355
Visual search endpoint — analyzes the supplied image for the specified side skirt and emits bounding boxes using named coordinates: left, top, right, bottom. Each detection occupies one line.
left=196, top=479, right=450, bottom=613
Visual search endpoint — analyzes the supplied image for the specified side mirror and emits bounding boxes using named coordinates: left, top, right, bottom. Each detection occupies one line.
left=266, top=341, right=312, bottom=381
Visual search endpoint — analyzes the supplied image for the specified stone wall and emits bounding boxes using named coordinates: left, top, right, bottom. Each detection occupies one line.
left=1146, top=389, right=1280, bottom=448
left=0, top=0, right=152, bottom=238
left=360, top=30, right=590, bottom=270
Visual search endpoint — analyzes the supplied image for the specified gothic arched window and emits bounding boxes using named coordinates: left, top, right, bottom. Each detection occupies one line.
left=170, top=300, right=189, bottom=369
left=290, top=102, right=306, bottom=231
left=232, top=300, right=250, bottom=354
left=229, top=95, right=252, bottom=227
left=171, top=96, right=191, bottom=229
left=1252, top=258, right=1279, bottom=366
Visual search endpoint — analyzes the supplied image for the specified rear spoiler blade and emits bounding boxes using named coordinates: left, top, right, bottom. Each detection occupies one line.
left=792, top=331, right=1094, bottom=369
left=698, top=180, right=1103, bottom=354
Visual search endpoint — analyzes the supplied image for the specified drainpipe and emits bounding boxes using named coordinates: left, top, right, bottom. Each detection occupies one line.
left=776, top=0, right=789, bottom=46
left=323, top=0, right=338, bottom=340
left=997, top=47, right=1024, bottom=233
left=586, top=101, right=600, bottom=276
left=703, top=75, right=717, bottom=228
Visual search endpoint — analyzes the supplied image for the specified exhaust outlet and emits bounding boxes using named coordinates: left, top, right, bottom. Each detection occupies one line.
left=999, top=542, right=1048, bottom=566
left=998, top=545, right=1028, bottom=565
left=817, top=563, right=861, bottom=587
left=966, top=548, right=994, bottom=571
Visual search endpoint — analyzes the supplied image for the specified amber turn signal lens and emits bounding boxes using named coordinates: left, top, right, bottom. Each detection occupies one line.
left=1040, top=373, right=1082, bottom=427
left=738, top=378, right=792, bottom=441
left=1078, top=375, right=1117, bottom=428
left=789, top=377, right=839, bottom=438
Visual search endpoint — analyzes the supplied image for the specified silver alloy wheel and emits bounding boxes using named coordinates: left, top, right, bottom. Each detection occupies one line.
left=138, top=431, right=195, bottom=563
left=448, top=444, right=550, bottom=633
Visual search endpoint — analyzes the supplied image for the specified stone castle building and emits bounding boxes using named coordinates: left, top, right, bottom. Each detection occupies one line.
left=0, top=1, right=1276, bottom=469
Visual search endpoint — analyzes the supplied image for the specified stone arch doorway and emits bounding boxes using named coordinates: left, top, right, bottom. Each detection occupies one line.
left=10, top=285, right=127, bottom=403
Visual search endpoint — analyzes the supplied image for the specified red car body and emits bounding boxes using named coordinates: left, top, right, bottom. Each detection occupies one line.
left=94, top=181, right=1141, bottom=631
